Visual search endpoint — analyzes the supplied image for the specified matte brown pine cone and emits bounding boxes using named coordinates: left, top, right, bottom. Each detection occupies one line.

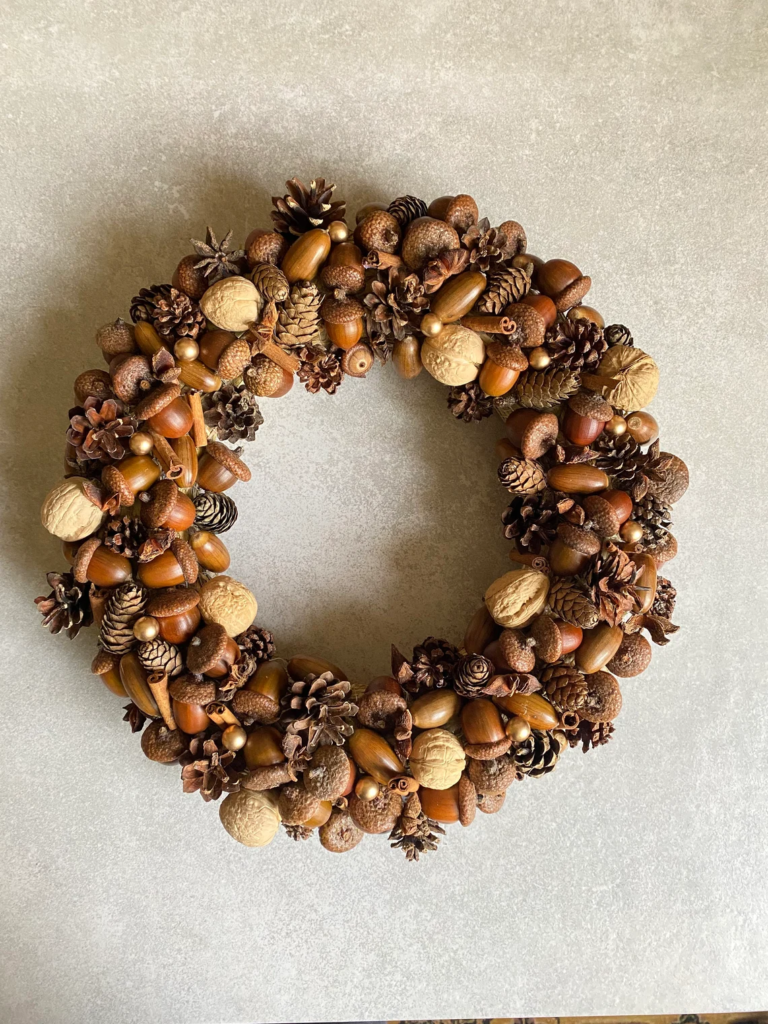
left=652, top=576, right=677, bottom=619
left=633, top=494, right=673, bottom=533
left=131, top=285, right=206, bottom=343
left=319, top=809, right=364, bottom=853
left=585, top=541, right=641, bottom=627
left=349, top=788, right=401, bottom=834
left=594, top=433, right=647, bottom=498
left=386, top=194, right=428, bottom=228
left=298, top=352, right=343, bottom=395
left=476, top=265, right=531, bottom=314
left=497, top=456, right=546, bottom=496
left=502, top=489, right=574, bottom=554
left=604, top=323, right=634, bottom=347
left=181, top=735, right=240, bottom=802
left=280, top=672, right=358, bottom=759
left=250, top=262, right=290, bottom=303
left=541, top=663, right=588, bottom=712
left=276, top=281, right=324, bottom=349
left=283, top=823, right=314, bottom=842
left=512, top=367, right=581, bottom=410
left=453, top=654, right=494, bottom=698
left=468, top=753, right=518, bottom=794
left=277, top=783, right=322, bottom=825
left=35, top=571, right=93, bottom=639
left=202, top=384, right=263, bottom=444
left=546, top=577, right=600, bottom=629
left=235, top=625, right=276, bottom=664
left=462, top=217, right=506, bottom=271
left=392, top=637, right=461, bottom=694
left=66, top=397, right=138, bottom=466
left=271, top=177, right=345, bottom=237
left=447, top=381, right=494, bottom=422
left=137, top=637, right=184, bottom=677
left=581, top=671, right=622, bottom=723
left=514, top=729, right=566, bottom=776
left=606, top=632, right=652, bottom=677
left=571, top=718, right=616, bottom=752
left=544, top=318, right=607, bottom=372
left=389, top=810, right=445, bottom=861
left=99, top=581, right=148, bottom=655
left=102, top=514, right=147, bottom=560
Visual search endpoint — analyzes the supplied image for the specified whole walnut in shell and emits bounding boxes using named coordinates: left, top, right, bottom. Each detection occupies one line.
left=219, top=788, right=281, bottom=847
left=198, top=575, right=258, bottom=637
left=484, top=568, right=550, bottom=628
left=41, top=478, right=104, bottom=542
left=409, top=728, right=466, bottom=790
left=421, top=324, right=486, bottom=386
left=598, top=345, right=659, bottom=411
left=200, top=277, right=263, bottom=333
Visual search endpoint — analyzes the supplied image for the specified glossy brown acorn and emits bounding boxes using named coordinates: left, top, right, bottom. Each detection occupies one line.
left=83, top=546, right=132, bottom=587
left=196, top=454, right=238, bottom=493
left=410, top=689, right=462, bottom=729
left=461, top=699, right=505, bottom=744
left=392, top=337, right=423, bottom=379
left=537, top=259, right=583, bottom=298
left=244, top=726, right=286, bottom=768
left=567, top=304, right=604, bottom=328
left=120, top=455, right=161, bottom=496
left=348, top=729, right=403, bottom=785
left=150, top=487, right=196, bottom=531
left=178, top=361, right=221, bottom=393
left=172, top=699, right=211, bottom=734
left=575, top=624, right=624, bottom=674
left=366, top=676, right=403, bottom=696
left=158, top=606, right=201, bottom=644
left=548, top=540, right=591, bottom=576
left=202, top=634, right=240, bottom=679
left=247, top=660, right=290, bottom=703
left=419, top=784, right=460, bottom=824
left=148, top=397, right=194, bottom=439
left=494, top=692, right=559, bottom=730
left=602, top=489, right=634, bottom=525
left=325, top=317, right=363, bottom=350
left=119, top=652, right=159, bottom=718
left=137, top=548, right=186, bottom=588
left=281, top=229, right=331, bottom=283
left=287, top=655, right=347, bottom=682
left=429, top=271, right=487, bottom=323
left=189, top=531, right=230, bottom=572
left=505, top=409, right=539, bottom=448
left=520, top=292, right=557, bottom=328
left=198, top=330, right=237, bottom=371
left=556, top=620, right=583, bottom=654
left=631, top=552, right=658, bottom=614
left=303, top=801, right=333, bottom=828
left=562, top=407, right=606, bottom=446
left=626, top=410, right=659, bottom=445
left=97, top=664, right=128, bottom=697
left=464, top=603, right=498, bottom=655
left=547, top=464, right=610, bottom=494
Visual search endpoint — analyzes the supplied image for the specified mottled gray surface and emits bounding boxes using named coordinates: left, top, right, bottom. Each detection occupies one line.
left=1, top=0, right=767, bottom=1021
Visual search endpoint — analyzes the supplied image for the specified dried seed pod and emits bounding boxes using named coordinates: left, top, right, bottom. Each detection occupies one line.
left=498, top=629, right=537, bottom=673
left=401, top=217, right=460, bottom=270
left=198, top=575, right=257, bottom=637
left=582, top=495, right=621, bottom=538
left=528, top=614, right=563, bottom=664
left=348, top=787, right=401, bottom=834
left=581, top=670, right=622, bottom=723
left=421, top=324, right=485, bottom=386
left=606, top=632, right=652, bottom=677
left=41, top=478, right=105, bottom=543
left=356, top=689, right=407, bottom=731
left=476, top=790, right=507, bottom=814
left=468, top=754, right=517, bottom=794
left=200, top=277, right=263, bottom=333
left=320, top=809, right=364, bottom=852
left=277, top=783, right=322, bottom=825
left=304, top=746, right=353, bottom=802
left=96, top=318, right=136, bottom=359
left=141, top=720, right=187, bottom=763
left=458, top=774, right=477, bottom=826
left=354, top=210, right=401, bottom=254
left=340, top=342, right=374, bottom=378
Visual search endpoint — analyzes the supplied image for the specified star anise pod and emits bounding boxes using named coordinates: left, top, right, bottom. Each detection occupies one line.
left=122, top=702, right=148, bottom=733
left=180, top=734, right=241, bottom=802
left=283, top=823, right=313, bottom=841
left=191, top=227, right=246, bottom=282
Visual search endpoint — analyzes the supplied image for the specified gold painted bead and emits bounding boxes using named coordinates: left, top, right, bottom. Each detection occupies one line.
left=505, top=716, right=532, bottom=743
left=354, top=776, right=381, bottom=802
left=133, top=616, right=160, bottom=642
left=527, top=346, right=551, bottom=370
left=222, top=725, right=248, bottom=752
left=129, top=431, right=154, bottom=456
left=620, top=520, right=644, bottom=544
left=420, top=312, right=443, bottom=337
left=174, top=338, right=200, bottom=362
left=605, top=414, right=627, bottom=436
left=328, top=220, right=350, bottom=244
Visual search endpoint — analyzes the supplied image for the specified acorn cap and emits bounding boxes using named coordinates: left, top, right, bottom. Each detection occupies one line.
left=498, top=628, right=536, bottom=673
left=72, top=537, right=103, bottom=583
left=504, top=302, right=545, bottom=347
left=645, top=530, right=678, bottom=567
left=321, top=264, right=365, bottom=294
left=186, top=622, right=229, bottom=674
left=92, top=648, right=120, bottom=675
left=606, top=633, right=652, bottom=678
left=444, top=194, right=479, bottom=232
left=278, top=783, right=322, bottom=825
left=568, top=391, right=613, bottom=421
left=468, top=753, right=518, bottom=794
left=582, top=495, right=621, bottom=539
left=171, top=538, right=198, bottom=584
left=477, top=791, right=506, bottom=814
left=356, top=689, right=407, bottom=731
left=304, top=746, right=352, bottom=801
left=74, top=369, right=114, bottom=404
left=553, top=275, right=591, bottom=312
left=218, top=338, right=252, bottom=380
left=110, top=354, right=153, bottom=404
left=134, top=382, right=181, bottom=420
left=521, top=411, right=559, bottom=459
left=464, top=736, right=513, bottom=761
left=557, top=522, right=602, bottom=555
left=168, top=674, right=217, bottom=705
left=320, top=295, right=365, bottom=324
left=581, top=670, right=622, bottom=723
left=349, top=788, right=401, bottom=834
left=242, top=763, right=294, bottom=791
left=141, top=719, right=188, bottom=763
left=231, top=689, right=280, bottom=724
left=486, top=341, right=528, bottom=370
left=147, top=587, right=201, bottom=618
left=528, top=614, right=563, bottom=664
left=319, top=809, right=364, bottom=853
left=102, top=464, right=135, bottom=507
left=458, top=774, right=477, bottom=827
left=140, top=480, right=179, bottom=528
left=205, top=441, right=251, bottom=482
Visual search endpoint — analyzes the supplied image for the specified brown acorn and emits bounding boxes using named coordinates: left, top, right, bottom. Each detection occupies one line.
left=537, top=259, right=591, bottom=311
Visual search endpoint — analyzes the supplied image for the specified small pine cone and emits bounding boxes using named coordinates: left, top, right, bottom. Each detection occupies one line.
left=498, top=456, right=546, bottom=495
left=512, top=367, right=581, bottom=410
left=571, top=719, right=615, bottom=752
left=604, top=323, right=634, bottom=347
left=514, top=729, right=566, bottom=777
left=453, top=654, right=494, bottom=698
left=244, top=355, right=284, bottom=397
left=547, top=578, right=599, bottom=629
left=99, top=581, right=148, bottom=655
left=236, top=625, right=276, bottom=663
left=137, top=638, right=184, bottom=677
left=386, top=195, right=428, bottom=228
left=476, top=265, right=531, bottom=314
left=541, top=664, right=588, bottom=712
left=652, top=576, right=677, bottom=619
left=298, top=352, right=343, bottom=395
left=633, top=495, right=673, bottom=532
left=102, top=515, right=147, bottom=560
left=543, top=319, right=607, bottom=373
left=447, top=382, right=494, bottom=423
left=193, top=491, right=238, bottom=534
left=275, top=281, right=323, bottom=349
left=251, top=263, right=289, bottom=303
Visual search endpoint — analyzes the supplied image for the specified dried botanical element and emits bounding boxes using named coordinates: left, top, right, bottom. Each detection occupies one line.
left=203, top=384, right=263, bottom=443
left=498, top=629, right=536, bottom=673
left=387, top=194, right=428, bottom=227
left=392, top=637, right=461, bottom=694
left=502, top=489, right=575, bottom=554
left=271, top=177, right=345, bottom=237
left=356, top=689, right=407, bottom=732
left=625, top=611, right=680, bottom=646
left=581, top=671, right=622, bottom=723
left=541, top=664, right=588, bottom=712
left=102, top=514, right=147, bottom=560
left=514, top=729, right=567, bottom=776
left=606, top=632, right=652, bottom=677
left=547, top=577, right=600, bottom=629
left=498, top=456, right=547, bottom=496
left=281, top=672, right=358, bottom=761
left=235, top=625, right=276, bottom=664
left=421, top=247, right=470, bottom=294
left=389, top=801, right=445, bottom=861
left=298, top=352, right=343, bottom=395
left=604, top=323, right=634, bottom=347
left=276, top=280, right=324, bottom=350
left=122, top=702, right=148, bottom=734
left=137, top=637, right=184, bottom=677
left=99, top=581, right=147, bottom=655
left=447, top=381, right=494, bottom=422
left=598, top=345, right=659, bottom=411
left=468, top=753, right=518, bottom=794
left=652, top=576, right=677, bottom=619
left=193, top=491, right=238, bottom=534
left=130, top=285, right=206, bottom=343
left=453, top=654, right=495, bottom=698
left=363, top=267, right=428, bottom=347
left=585, top=541, right=641, bottom=626
left=544, top=318, right=607, bottom=372
left=35, top=571, right=92, bottom=639
left=461, top=217, right=507, bottom=271
left=512, top=366, right=581, bottom=410
left=645, top=452, right=689, bottom=505
left=66, top=397, right=138, bottom=467
left=181, top=735, right=241, bottom=802
left=191, top=227, right=246, bottom=282
left=304, top=746, right=352, bottom=801
left=476, top=265, right=531, bottom=314
left=594, top=435, right=673, bottom=502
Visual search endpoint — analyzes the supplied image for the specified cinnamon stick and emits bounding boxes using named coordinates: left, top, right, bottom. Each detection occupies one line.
left=147, top=672, right=177, bottom=731
left=148, top=430, right=184, bottom=479
left=187, top=392, right=208, bottom=448
left=460, top=315, right=516, bottom=334
left=205, top=702, right=241, bottom=728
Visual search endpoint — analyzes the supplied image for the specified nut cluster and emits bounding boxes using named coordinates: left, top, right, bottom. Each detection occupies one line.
left=35, top=176, right=687, bottom=859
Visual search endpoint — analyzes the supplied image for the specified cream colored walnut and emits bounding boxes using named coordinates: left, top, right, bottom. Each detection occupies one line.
left=485, top=568, right=550, bottom=628
left=421, top=324, right=486, bottom=385
left=219, top=788, right=281, bottom=847
left=40, top=477, right=105, bottom=542
left=200, top=277, right=263, bottom=333
left=598, top=345, right=659, bottom=411
left=198, top=575, right=258, bottom=636
left=409, top=728, right=466, bottom=790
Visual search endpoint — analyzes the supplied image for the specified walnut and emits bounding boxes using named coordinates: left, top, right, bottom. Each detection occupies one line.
left=409, top=728, right=466, bottom=790
left=218, top=788, right=281, bottom=847
left=200, top=277, right=263, bottom=333
left=198, top=575, right=258, bottom=637
left=40, top=477, right=104, bottom=542
left=421, top=324, right=486, bottom=385
left=598, top=345, right=659, bottom=411
left=484, top=568, right=550, bottom=628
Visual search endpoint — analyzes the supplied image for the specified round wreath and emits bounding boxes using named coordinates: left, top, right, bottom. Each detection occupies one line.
left=36, top=177, right=688, bottom=858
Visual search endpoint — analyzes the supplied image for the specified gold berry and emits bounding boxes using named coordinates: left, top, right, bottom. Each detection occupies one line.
left=354, top=777, right=381, bottom=802
left=528, top=346, right=551, bottom=370
left=222, top=725, right=248, bottom=752
left=605, top=414, right=627, bottom=436
left=506, top=716, right=532, bottom=743
left=620, top=520, right=644, bottom=544
left=133, top=616, right=160, bottom=642
left=420, top=312, right=443, bottom=337
left=129, top=431, right=154, bottom=456
left=174, top=338, right=199, bottom=362
left=328, top=220, right=350, bottom=244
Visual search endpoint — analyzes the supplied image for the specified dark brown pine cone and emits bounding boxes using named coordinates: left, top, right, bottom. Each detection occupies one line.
left=543, top=318, right=607, bottom=372
left=102, top=515, right=148, bottom=559
left=453, top=654, right=494, bottom=698
left=541, top=664, right=588, bottom=712
left=283, top=823, right=314, bottom=841
left=502, top=490, right=574, bottom=554
left=585, top=541, right=641, bottom=627
left=66, top=397, right=138, bottom=466
left=190, top=226, right=246, bottom=282
left=35, top=571, right=93, bottom=639
left=298, top=352, right=343, bottom=394
left=387, top=194, right=428, bottom=228
left=569, top=718, right=615, bottom=752
left=547, top=577, right=600, bottom=629
left=514, top=729, right=566, bottom=777
left=271, top=177, right=346, bottom=237
left=193, top=491, right=238, bottom=534
left=593, top=432, right=647, bottom=498
left=476, top=264, right=531, bottom=314
left=604, top=323, right=634, bottom=347
left=461, top=218, right=507, bottom=271
left=130, top=285, right=205, bottom=342
left=447, top=382, right=494, bottom=423
left=633, top=495, right=673, bottom=532
left=203, top=384, right=263, bottom=443
left=392, top=637, right=461, bottom=694
left=180, top=734, right=241, bottom=802
left=280, top=672, right=358, bottom=760
left=652, top=576, right=677, bottom=619
left=236, top=625, right=276, bottom=663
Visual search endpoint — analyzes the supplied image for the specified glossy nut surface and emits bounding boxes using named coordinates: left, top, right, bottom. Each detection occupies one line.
left=411, top=689, right=462, bottom=729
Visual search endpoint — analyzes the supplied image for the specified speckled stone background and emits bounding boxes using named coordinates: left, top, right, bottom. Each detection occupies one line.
left=1, top=1, right=767, bottom=1021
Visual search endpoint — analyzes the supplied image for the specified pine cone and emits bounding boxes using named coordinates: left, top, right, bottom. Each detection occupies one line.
left=236, top=625, right=276, bottom=663
left=251, top=263, right=289, bottom=303
left=453, top=654, right=494, bottom=698
left=298, top=352, right=343, bottom=395
left=99, top=581, right=148, bottom=655
left=389, top=809, right=445, bottom=861
left=604, top=323, right=634, bottom=347
left=514, top=728, right=566, bottom=777
left=392, top=637, right=461, bottom=694
left=66, top=397, right=138, bottom=466
left=652, top=576, right=677, bottom=619
left=569, top=718, right=615, bottom=752
left=193, top=491, right=238, bottom=534
left=476, top=265, right=531, bottom=314
left=447, top=382, right=494, bottom=423
left=585, top=542, right=641, bottom=626
left=543, top=318, right=607, bottom=372
left=190, top=227, right=245, bottom=282
left=498, top=456, right=547, bottom=496
left=283, top=823, right=314, bottom=841
left=202, top=384, right=263, bottom=443
left=462, top=218, right=507, bottom=271
left=547, top=578, right=599, bottom=629
left=502, top=490, right=574, bottom=554
left=633, top=494, right=673, bottom=539
left=35, top=571, right=93, bottom=639
left=280, top=672, right=358, bottom=761
left=131, top=286, right=205, bottom=342
left=541, top=664, right=588, bottom=712
left=512, top=367, right=581, bottom=410
left=594, top=433, right=646, bottom=497
left=181, top=734, right=240, bottom=802
left=271, top=177, right=346, bottom=237
left=276, top=281, right=324, bottom=349
left=102, top=515, right=148, bottom=560
left=137, top=637, right=184, bottom=676
left=363, top=268, right=427, bottom=348
left=386, top=195, right=428, bottom=228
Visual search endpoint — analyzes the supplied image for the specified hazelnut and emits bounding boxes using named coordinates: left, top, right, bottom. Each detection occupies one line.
left=200, top=277, right=263, bottom=333
left=198, top=575, right=258, bottom=637
left=41, top=478, right=105, bottom=542
left=409, top=729, right=466, bottom=790
left=421, top=324, right=486, bottom=386
left=219, top=788, right=281, bottom=847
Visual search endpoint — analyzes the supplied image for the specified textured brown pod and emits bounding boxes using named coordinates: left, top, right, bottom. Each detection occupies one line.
left=349, top=787, right=401, bottom=834
left=631, top=551, right=658, bottom=614
left=547, top=464, right=610, bottom=494
left=575, top=623, right=624, bottom=674
left=287, top=655, right=347, bottom=682
left=443, top=194, right=479, bottom=232
left=244, top=726, right=286, bottom=768
left=198, top=330, right=236, bottom=372
left=281, top=228, right=331, bottom=283
left=189, top=531, right=231, bottom=573
left=582, top=495, right=621, bottom=538
left=340, top=343, right=374, bottom=377
left=247, top=659, right=290, bottom=703
left=461, top=699, right=505, bottom=745
left=607, top=632, right=652, bottom=677
left=505, top=409, right=559, bottom=459
left=119, top=652, right=160, bottom=718
left=245, top=229, right=289, bottom=268
left=354, top=210, right=401, bottom=254
left=392, top=337, right=423, bottom=379
left=348, top=729, right=403, bottom=785
left=494, top=692, right=559, bottom=730
left=401, top=217, right=460, bottom=270
left=321, top=295, right=365, bottom=350
left=562, top=400, right=612, bottom=446
left=429, top=271, right=487, bottom=323
left=463, top=603, right=498, bottom=655
left=141, top=720, right=187, bottom=763
left=419, top=784, right=460, bottom=824
left=410, top=689, right=462, bottom=730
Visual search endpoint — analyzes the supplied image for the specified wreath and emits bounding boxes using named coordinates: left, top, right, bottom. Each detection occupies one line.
left=36, top=177, right=688, bottom=859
